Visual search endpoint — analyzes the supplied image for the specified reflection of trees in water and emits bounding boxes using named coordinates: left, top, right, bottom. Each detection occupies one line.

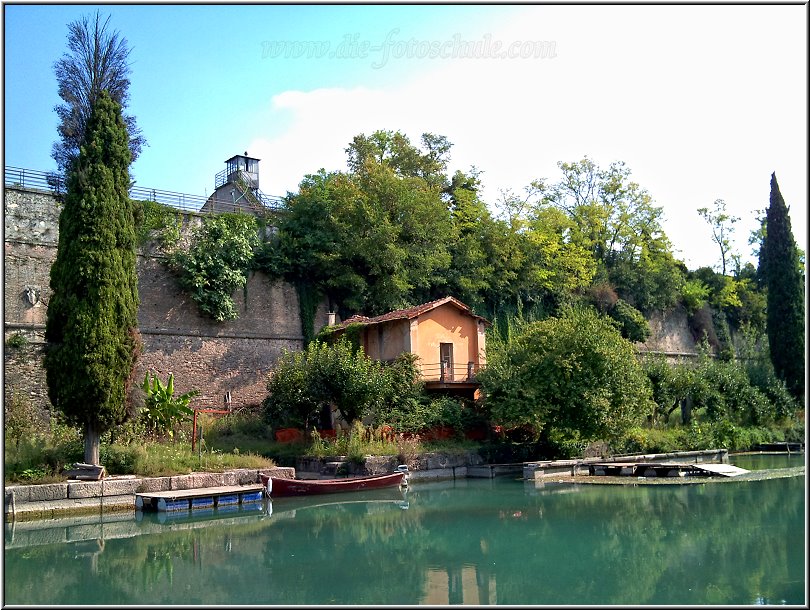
left=3, top=476, right=804, bottom=605
left=476, top=478, right=804, bottom=605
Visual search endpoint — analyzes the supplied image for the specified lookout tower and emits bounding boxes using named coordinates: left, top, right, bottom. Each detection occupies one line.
left=222, top=153, right=260, bottom=192
left=201, top=152, right=283, bottom=215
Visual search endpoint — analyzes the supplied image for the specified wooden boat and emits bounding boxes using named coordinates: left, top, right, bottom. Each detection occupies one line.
left=261, top=466, right=409, bottom=497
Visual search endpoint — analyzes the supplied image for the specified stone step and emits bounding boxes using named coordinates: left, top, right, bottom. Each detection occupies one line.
left=322, top=461, right=348, bottom=476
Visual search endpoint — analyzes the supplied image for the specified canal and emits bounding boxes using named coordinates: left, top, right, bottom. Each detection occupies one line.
left=3, top=454, right=805, bottom=605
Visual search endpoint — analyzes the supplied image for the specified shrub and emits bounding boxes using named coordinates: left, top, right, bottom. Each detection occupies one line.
left=100, top=443, right=147, bottom=474
left=608, top=299, right=651, bottom=343
left=170, top=213, right=260, bottom=321
left=681, top=279, right=710, bottom=313
left=5, top=332, right=29, bottom=349
left=479, top=306, right=654, bottom=444
left=264, top=339, right=387, bottom=429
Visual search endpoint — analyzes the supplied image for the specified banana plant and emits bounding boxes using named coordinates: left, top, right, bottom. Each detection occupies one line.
left=141, top=372, right=199, bottom=438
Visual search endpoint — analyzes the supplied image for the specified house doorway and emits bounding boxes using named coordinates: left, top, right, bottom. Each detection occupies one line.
left=440, top=343, right=454, bottom=381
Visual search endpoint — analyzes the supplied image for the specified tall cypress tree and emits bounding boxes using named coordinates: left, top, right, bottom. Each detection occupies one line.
left=759, top=172, right=805, bottom=402
left=45, top=90, right=141, bottom=465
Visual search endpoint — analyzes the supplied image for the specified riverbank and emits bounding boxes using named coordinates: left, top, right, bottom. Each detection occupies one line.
left=5, top=449, right=803, bottom=521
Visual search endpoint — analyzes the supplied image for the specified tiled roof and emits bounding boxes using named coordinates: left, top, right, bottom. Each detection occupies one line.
left=333, top=296, right=490, bottom=329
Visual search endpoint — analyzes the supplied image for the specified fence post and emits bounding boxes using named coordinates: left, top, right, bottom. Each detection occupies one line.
left=192, top=410, right=198, bottom=452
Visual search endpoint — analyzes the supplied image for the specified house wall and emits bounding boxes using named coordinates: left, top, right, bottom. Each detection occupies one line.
left=413, top=303, right=482, bottom=374
left=361, top=319, right=410, bottom=362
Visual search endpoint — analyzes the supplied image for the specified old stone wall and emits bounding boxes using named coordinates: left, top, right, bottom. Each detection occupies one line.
left=3, top=186, right=327, bottom=413
left=638, top=306, right=699, bottom=357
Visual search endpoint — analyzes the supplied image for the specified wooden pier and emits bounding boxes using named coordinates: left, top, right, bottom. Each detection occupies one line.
left=586, top=462, right=749, bottom=478
left=135, top=484, right=265, bottom=512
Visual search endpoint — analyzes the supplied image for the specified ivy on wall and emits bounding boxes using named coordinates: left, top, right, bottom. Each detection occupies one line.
left=296, top=281, right=321, bottom=345
left=169, top=213, right=260, bottom=322
left=134, top=199, right=181, bottom=250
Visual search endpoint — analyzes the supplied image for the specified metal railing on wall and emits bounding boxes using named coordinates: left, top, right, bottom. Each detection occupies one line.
left=4, top=166, right=286, bottom=215
left=420, top=361, right=483, bottom=383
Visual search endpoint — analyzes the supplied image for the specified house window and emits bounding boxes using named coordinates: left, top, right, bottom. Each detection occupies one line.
left=440, top=343, right=454, bottom=381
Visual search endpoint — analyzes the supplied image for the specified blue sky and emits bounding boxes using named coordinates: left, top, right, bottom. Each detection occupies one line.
left=4, top=3, right=807, bottom=271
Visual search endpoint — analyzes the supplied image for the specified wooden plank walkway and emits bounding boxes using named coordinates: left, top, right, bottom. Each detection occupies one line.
left=135, top=484, right=265, bottom=512
left=588, top=462, right=749, bottom=478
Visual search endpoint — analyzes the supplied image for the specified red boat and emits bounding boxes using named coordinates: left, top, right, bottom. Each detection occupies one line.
left=261, top=467, right=409, bottom=497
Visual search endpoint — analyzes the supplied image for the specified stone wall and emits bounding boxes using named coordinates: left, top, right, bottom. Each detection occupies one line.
left=3, top=186, right=328, bottom=413
left=638, top=306, right=700, bottom=357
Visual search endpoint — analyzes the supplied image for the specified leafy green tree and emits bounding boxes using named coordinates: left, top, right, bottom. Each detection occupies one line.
left=272, top=133, right=455, bottom=317
left=44, top=91, right=140, bottom=465
left=170, top=213, right=259, bottom=321
left=641, top=355, right=695, bottom=425
left=698, top=199, right=739, bottom=276
left=531, top=158, right=684, bottom=311
left=263, top=340, right=387, bottom=429
left=52, top=12, right=144, bottom=176
left=478, top=307, right=653, bottom=445
left=759, top=173, right=805, bottom=401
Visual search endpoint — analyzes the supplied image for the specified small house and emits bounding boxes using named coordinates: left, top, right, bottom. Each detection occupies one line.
left=330, top=296, right=490, bottom=399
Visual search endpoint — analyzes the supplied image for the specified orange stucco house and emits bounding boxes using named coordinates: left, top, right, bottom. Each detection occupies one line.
left=330, top=296, right=491, bottom=399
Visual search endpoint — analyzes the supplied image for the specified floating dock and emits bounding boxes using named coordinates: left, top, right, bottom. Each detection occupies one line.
left=135, top=484, right=265, bottom=512
left=586, top=462, right=749, bottom=478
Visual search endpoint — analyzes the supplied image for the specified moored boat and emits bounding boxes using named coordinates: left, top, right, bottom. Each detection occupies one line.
left=262, top=466, right=409, bottom=497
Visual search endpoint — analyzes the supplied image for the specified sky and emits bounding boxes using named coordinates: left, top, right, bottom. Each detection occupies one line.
left=3, top=3, right=807, bottom=272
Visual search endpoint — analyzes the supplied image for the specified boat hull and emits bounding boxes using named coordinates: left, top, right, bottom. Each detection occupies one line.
left=261, top=472, right=406, bottom=497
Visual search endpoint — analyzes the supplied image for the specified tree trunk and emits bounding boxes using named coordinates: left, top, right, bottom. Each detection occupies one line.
left=680, top=396, right=693, bottom=426
left=84, top=422, right=101, bottom=466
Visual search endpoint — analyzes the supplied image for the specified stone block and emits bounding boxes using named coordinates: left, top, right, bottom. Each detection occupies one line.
left=27, top=483, right=68, bottom=502
left=170, top=474, right=193, bottom=490
left=68, top=482, right=102, bottom=499
left=6, top=486, right=31, bottom=505
left=409, top=468, right=455, bottom=481
left=100, top=479, right=141, bottom=496
left=136, top=477, right=171, bottom=493
left=224, top=469, right=259, bottom=486
left=187, top=473, right=225, bottom=488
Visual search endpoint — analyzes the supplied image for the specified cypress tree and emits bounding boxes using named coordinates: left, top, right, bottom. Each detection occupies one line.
left=759, top=172, right=805, bottom=402
left=45, top=90, right=141, bottom=465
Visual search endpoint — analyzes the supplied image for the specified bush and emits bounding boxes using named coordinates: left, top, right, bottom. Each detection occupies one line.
left=100, top=443, right=147, bottom=474
left=264, top=339, right=387, bottom=429
left=681, top=279, right=710, bottom=313
left=479, top=306, right=654, bottom=444
left=607, top=299, right=651, bottom=343
left=170, top=213, right=260, bottom=321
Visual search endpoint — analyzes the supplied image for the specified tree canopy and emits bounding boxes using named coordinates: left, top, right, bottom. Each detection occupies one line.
left=44, top=90, right=140, bottom=465
left=52, top=12, right=144, bottom=175
left=478, top=307, right=654, bottom=445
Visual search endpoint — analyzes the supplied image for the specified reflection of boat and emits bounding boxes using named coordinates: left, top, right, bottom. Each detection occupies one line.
left=267, top=487, right=410, bottom=519
left=261, top=466, right=409, bottom=497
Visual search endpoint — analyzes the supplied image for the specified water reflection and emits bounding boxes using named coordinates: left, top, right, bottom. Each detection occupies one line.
left=3, top=459, right=804, bottom=605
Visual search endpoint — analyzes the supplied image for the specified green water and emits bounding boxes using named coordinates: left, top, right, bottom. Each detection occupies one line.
left=3, top=455, right=805, bottom=605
